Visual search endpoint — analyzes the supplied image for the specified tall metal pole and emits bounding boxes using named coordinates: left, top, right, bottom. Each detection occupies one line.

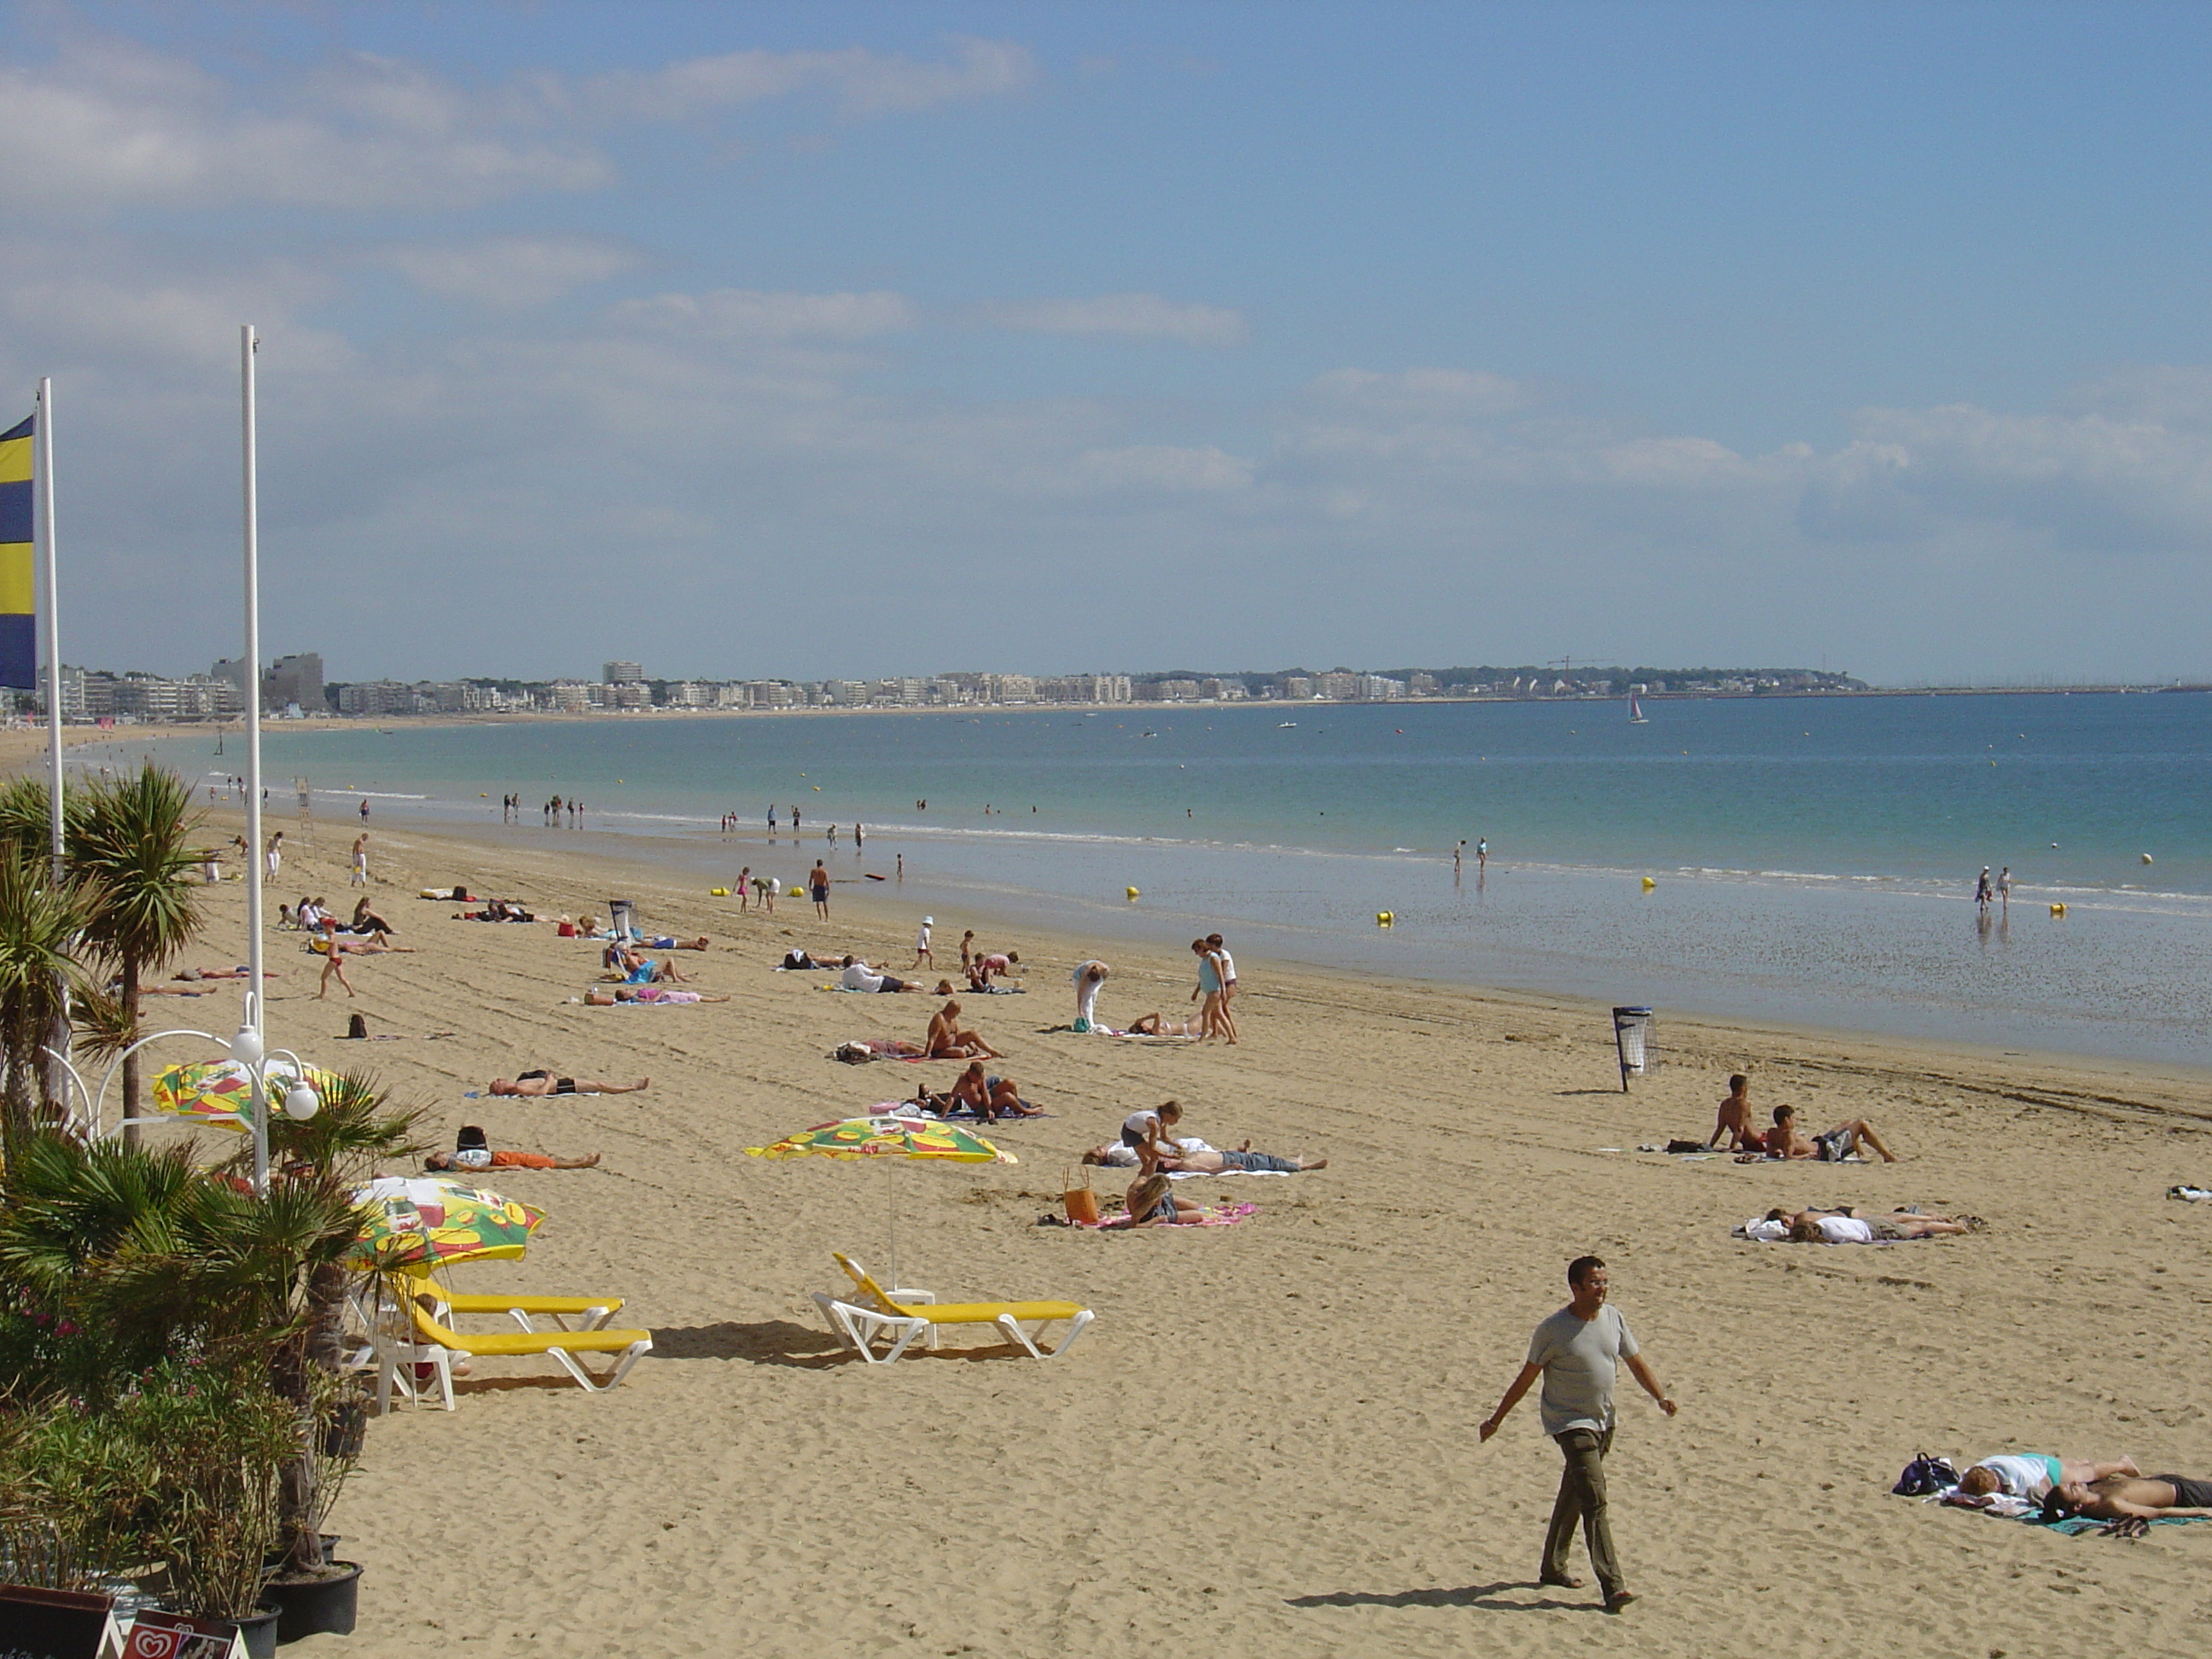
left=34, top=379, right=61, bottom=882
left=240, top=325, right=269, bottom=1193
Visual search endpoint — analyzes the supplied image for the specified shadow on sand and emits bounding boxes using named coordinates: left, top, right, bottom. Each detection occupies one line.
left=1284, top=1580, right=1604, bottom=1615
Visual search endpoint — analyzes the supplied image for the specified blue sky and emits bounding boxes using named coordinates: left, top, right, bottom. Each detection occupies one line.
left=3, top=1, right=2209, bottom=684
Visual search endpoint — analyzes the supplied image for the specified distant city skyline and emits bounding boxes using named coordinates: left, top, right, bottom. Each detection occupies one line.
left=4, top=5, right=2210, bottom=685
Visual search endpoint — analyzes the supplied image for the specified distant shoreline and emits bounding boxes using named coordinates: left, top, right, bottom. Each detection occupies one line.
left=11, top=678, right=2207, bottom=748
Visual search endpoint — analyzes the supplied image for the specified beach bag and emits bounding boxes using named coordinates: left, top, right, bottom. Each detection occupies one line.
left=1062, top=1166, right=1099, bottom=1226
left=346, top=1012, right=370, bottom=1039
left=1892, top=1452, right=1959, bottom=1496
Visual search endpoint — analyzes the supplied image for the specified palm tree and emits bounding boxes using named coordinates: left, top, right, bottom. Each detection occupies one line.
left=69, top=766, right=208, bottom=1148
left=0, top=847, right=95, bottom=1153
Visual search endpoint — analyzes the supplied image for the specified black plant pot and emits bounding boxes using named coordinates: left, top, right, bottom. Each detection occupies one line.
left=264, top=1560, right=362, bottom=1643
left=225, top=1604, right=282, bottom=1659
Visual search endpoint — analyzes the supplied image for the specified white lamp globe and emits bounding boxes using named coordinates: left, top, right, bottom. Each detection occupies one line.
left=282, top=1080, right=320, bottom=1121
left=229, top=1027, right=264, bottom=1066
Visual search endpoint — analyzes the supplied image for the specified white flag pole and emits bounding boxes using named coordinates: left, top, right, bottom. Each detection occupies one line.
left=33, top=377, right=60, bottom=881
left=239, top=324, right=270, bottom=1195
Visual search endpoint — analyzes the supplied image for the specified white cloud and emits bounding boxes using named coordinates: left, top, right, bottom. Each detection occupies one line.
left=984, top=293, right=1249, bottom=346
left=0, top=37, right=609, bottom=212
left=1305, top=366, right=1530, bottom=418
left=1074, top=445, right=1254, bottom=494
left=1800, top=401, right=2212, bottom=550
left=378, top=236, right=642, bottom=308
left=608, top=288, right=918, bottom=341
left=0, top=32, right=1033, bottom=218
left=579, top=37, right=1034, bottom=120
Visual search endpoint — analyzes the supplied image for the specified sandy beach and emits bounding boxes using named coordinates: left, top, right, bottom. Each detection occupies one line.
left=131, top=809, right=2212, bottom=1656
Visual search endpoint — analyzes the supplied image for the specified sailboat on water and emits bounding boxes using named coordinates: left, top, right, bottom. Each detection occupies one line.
left=1627, top=684, right=1650, bottom=724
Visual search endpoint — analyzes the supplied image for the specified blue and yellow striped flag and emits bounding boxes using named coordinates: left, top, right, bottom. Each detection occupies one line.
left=0, top=414, right=32, bottom=689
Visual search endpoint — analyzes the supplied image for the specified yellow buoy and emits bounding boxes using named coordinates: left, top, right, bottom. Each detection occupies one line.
left=1126, top=887, right=1140, bottom=901
left=709, top=887, right=730, bottom=897
left=1376, top=911, right=1394, bottom=927
left=2049, top=902, right=2067, bottom=917
left=2141, top=853, right=2154, bottom=864
left=813, top=785, right=821, bottom=791
left=1641, top=876, right=1656, bottom=891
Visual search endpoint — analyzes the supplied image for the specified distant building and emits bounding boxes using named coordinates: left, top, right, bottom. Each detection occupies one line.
left=603, top=661, right=645, bottom=684
left=263, top=652, right=323, bottom=713
left=210, top=658, right=252, bottom=696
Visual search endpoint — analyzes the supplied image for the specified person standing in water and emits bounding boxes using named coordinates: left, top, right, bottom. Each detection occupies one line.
left=1996, top=866, right=2012, bottom=911
left=1476, top=836, right=1488, bottom=871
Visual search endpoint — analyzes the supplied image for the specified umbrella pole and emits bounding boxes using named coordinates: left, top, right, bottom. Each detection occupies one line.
left=887, top=1160, right=899, bottom=1289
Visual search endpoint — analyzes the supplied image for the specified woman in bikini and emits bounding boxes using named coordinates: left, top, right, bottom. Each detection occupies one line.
left=489, top=1073, right=651, bottom=1097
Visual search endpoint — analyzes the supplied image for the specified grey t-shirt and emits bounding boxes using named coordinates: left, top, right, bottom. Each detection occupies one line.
left=1526, top=1304, right=1639, bottom=1437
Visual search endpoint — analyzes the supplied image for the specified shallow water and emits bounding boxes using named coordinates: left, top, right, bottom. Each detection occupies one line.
left=91, top=690, right=2212, bottom=1064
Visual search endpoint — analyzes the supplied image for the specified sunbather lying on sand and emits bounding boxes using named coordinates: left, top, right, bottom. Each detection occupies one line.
left=428, top=1148, right=602, bottom=1170
left=489, top=1072, right=650, bottom=1097
left=1082, top=1138, right=1324, bottom=1173
left=584, top=986, right=730, bottom=1004
left=1762, top=1103, right=1899, bottom=1161
left=1127, top=1012, right=1201, bottom=1037
left=949, top=1062, right=1040, bottom=1120
left=1772, top=1207, right=1968, bottom=1242
left=2041, top=1472, right=2212, bottom=1530
left=925, top=999, right=1001, bottom=1059
left=172, top=965, right=279, bottom=981
left=316, top=923, right=416, bottom=955
left=1959, top=1454, right=2140, bottom=1499
left=841, top=956, right=923, bottom=992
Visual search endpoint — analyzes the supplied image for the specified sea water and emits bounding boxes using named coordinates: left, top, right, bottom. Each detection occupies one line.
left=102, top=691, right=2212, bottom=1066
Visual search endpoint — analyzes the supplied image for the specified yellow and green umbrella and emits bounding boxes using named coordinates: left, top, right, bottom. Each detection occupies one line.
left=151, top=1057, right=343, bottom=1132
left=745, top=1115, right=1013, bottom=1284
left=347, top=1174, right=545, bottom=1272
left=745, top=1115, right=1016, bottom=1164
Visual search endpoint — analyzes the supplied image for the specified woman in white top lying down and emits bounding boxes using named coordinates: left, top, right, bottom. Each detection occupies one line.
left=1774, top=1207, right=1972, bottom=1243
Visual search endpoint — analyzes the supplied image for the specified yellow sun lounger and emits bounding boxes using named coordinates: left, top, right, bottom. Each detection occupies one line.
left=404, top=1294, right=653, bottom=1396
left=401, top=1272, right=627, bottom=1333
left=370, top=1279, right=631, bottom=1412
left=814, top=1252, right=1094, bottom=1364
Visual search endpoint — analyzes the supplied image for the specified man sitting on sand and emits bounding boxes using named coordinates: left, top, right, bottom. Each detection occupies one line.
left=1764, top=1103, right=1899, bottom=1162
left=2040, top=1471, right=2212, bottom=1531
left=1959, top=1454, right=2139, bottom=1501
left=949, top=1062, right=1040, bottom=1121
left=925, top=998, right=1001, bottom=1059
left=1772, top=1207, right=1968, bottom=1242
left=488, top=1072, right=650, bottom=1097
left=1709, top=1074, right=1765, bottom=1152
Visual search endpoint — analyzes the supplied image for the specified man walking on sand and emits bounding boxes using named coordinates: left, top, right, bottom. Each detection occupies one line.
left=1479, top=1256, right=1676, bottom=1614
left=810, top=860, right=832, bottom=920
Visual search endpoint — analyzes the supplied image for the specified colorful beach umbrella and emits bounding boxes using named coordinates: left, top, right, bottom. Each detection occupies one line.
left=745, top=1115, right=1012, bottom=1286
left=150, top=1057, right=345, bottom=1131
left=347, top=1174, right=545, bottom=1272
left=744, top=1115, right=1016, bottom=1164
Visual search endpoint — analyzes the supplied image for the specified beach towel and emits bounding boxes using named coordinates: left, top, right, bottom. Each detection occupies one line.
left=1073, top=1201, right=1258, bottom=1230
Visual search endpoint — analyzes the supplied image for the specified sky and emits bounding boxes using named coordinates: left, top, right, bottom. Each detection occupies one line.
left=3, top=0, right=2211, bottom=687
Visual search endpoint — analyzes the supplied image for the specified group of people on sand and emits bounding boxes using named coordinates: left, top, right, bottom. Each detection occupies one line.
left=1708, top=1075, right=1899, bottom=1161
left=1074, top=1100, right=1327, bottom=1225
left=1062, top=936, right=1237, bottom=1040
left=1945, top=1452, right=2212, bottom=1533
